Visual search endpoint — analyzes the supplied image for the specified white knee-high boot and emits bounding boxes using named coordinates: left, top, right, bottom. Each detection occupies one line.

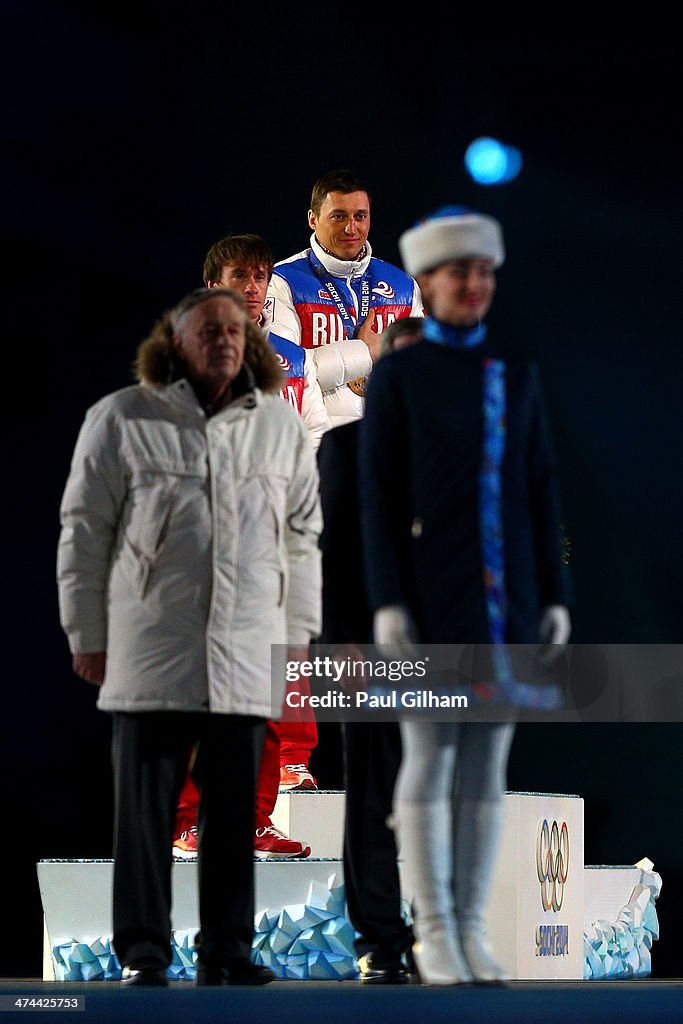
left=395, top=799, right=473, bottom=985
left=453, top=797, right=510, bottom=983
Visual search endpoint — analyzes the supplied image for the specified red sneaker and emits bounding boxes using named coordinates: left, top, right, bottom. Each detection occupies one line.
left=173, top=825, right=198, bottom=860
left=254, top=821, right=311, bottom=860
left=279, top=763, right=318, bottom=791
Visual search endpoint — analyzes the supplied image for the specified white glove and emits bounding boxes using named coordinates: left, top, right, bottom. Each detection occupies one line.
left=538, top=605, right=571, bottom=663
left=373, top=604, right=419, bottom=660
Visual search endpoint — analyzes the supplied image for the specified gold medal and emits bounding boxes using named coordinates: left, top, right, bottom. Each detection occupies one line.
left=347, top=376, right=367, bottom=397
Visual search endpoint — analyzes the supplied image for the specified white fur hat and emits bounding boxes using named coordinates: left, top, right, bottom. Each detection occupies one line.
left=399, top=205, right=505, bottom=276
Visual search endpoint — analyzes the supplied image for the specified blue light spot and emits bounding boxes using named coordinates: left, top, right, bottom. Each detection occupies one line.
left=465, top=137, right=523, bottom=185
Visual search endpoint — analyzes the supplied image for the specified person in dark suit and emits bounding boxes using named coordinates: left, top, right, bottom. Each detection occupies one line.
left=317, top=317, right=423, bottom=984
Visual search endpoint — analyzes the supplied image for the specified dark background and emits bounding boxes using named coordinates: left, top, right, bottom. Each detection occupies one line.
left=3, top=3, right=682, bottom=979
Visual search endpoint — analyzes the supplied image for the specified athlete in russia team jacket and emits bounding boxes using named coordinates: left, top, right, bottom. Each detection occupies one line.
left=267, top=170, right=424, bottom=427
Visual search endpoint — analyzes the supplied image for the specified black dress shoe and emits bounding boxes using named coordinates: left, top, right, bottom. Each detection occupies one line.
left=358, top=952, right=410, bottom=985
left=195, top=958, right=275, bottom=986
left=121, top=967, right=169, bottom=987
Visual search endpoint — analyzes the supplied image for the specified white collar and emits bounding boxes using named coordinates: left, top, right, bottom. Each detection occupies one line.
left=310, top=233, right=373, bottom=279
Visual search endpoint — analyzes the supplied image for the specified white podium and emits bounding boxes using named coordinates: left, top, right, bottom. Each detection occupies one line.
left=271, top=789, right=346, bottom=860
left=37, top=788, right=660, bottom=982
left=483, top=791, right=583, bottom=979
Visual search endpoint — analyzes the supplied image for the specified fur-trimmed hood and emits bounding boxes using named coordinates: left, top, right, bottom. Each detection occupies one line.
left=134, top=308, right=284, bottom=395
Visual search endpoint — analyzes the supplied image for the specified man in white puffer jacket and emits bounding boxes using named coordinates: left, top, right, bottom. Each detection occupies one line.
left=57, top=287, right=322, bottom=988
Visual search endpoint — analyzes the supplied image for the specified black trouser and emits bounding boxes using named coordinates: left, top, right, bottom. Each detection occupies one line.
left=111, top=711, right=266, bottom=971
left=342, top=721, right=414, bottom=960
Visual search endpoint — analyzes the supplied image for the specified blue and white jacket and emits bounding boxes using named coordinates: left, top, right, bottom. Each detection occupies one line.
left=260, top=316, right=330, bottom=451
left=267, top=235, right=424, bottom=426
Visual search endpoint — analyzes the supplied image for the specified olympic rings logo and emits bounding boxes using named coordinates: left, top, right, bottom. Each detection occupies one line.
left=536, top=819, right=570, bottom=912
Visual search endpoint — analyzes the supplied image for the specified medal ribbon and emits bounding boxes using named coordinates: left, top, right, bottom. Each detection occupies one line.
left=308, top=251, right=371, bottom=339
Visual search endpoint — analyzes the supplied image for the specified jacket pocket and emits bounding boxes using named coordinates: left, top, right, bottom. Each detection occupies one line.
left=234, top=474, right=287, bottom=618
left=259, top=475, right=288, bottom=607
left=125, top=478, right=179, bottom=598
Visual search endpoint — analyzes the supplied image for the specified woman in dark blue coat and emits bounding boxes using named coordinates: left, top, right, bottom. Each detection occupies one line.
left=358, top=207, right=572, bottom=985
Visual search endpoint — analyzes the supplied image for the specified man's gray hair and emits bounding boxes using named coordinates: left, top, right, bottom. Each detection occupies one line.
left=170, top=287, right=246, bottom=331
